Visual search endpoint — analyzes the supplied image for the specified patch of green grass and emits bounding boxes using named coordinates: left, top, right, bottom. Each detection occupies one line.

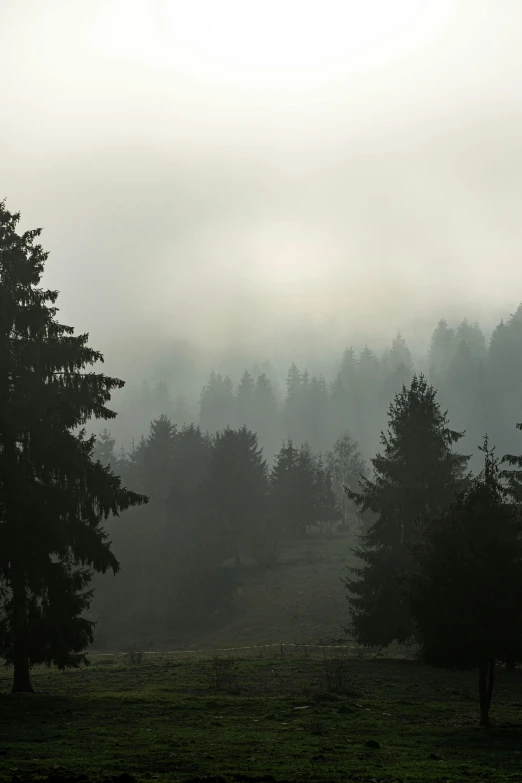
left=0, top=655, right=521, bottom=782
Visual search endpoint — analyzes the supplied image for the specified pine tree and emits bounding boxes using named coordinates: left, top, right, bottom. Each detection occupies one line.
left=330, top=348, right=360, bottom=445
left=409, top=438, right=522, bottom=726
left=142, top=415, right=177, bottom=503
left=201, top=426, right=269, bottom=565
left=294, top=444, right=318, bottom=535
left=313, top=454, right=341, bottom=536
left=253, top=373, right=280, bottom=464
left=199, top=371, right=235, bottom=433
left=283, top=363, right=302, bottom=443
left=305, top=376, right=330, bottom=454
left=93, top=428, right=118, bottom=470
left=427, top=318, right=455, bottom=388
left=0, top=202, right=147, bottom=692
left=344, top=374, right=469, bottom=647
left=357, top=346, right=381, bottom=456
left=235, top=370, right=256, bottom=430
left=270, top=440, right=300, bottom=536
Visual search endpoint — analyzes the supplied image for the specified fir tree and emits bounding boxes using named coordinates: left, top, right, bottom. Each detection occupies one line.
left=313, top=454, right=341, bottom=536
left=142, top=415, right=177, bottom=503
left=0, top=202, right=147, bottom=692
left=253, top=373, right=280, bottom=463
left=294, top=444, right=319, bottom=535
left=270, top=440, right=300, bottom=536
left=199, top=371, right=235, bottom=433
left=283, top=363, right=302, bottom=443
left=235, top=370, right=256, bottom=430
left=201, top=426, right=269, bottom=565
left=409, top=438, right=522, bottom=726
left=344, top=374, right=469, bottom=647
left=427, top=318, right=455, bottom=388
left=93, top=428, right=118, bottom=470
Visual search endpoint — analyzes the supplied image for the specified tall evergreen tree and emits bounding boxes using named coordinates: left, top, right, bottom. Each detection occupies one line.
left=253, top=373, right=280, bottom=463
left=313, top=454, right=341, bottom=535
left=93, top=428, right=118, bottom=470
left=235, top=370, right=256, bottom=430
left=344, top=374, right=469, bottom=647
left=0, top=202, right=147, bottom=692
left=427, top=318, right=455, bottom=389
left=283, top=363, right=302, bottom=443
left=270, top=440, right=300, bottom=536
left=142, top=415, right=177, bottom=503
left=409, top=439, right=522, bottom=726
left=199, top=371, right=235, bottom=433
left=201, top=426, right=269, bottom=565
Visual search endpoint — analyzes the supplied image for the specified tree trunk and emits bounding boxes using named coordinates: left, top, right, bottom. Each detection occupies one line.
left=10, top=565, right=34, bottom=694
left=12, top=650, right=33, bottom=694
left=478, top=661, right=495, bottom=727
left=486, top=660, right=495, bottom=715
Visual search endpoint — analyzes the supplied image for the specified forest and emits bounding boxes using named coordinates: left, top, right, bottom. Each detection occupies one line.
left=2, top=198, right=522, bottom=783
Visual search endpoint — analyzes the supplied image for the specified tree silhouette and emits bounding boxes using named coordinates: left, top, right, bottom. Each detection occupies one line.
left=0, top=202, right=147, bottom=692
left=409, top=438, right=522, bottom=726
left=344, top=374, right=469, bottom=647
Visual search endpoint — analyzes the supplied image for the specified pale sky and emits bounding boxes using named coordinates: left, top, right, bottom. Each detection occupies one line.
left=2, top=0, right=522, bottom=381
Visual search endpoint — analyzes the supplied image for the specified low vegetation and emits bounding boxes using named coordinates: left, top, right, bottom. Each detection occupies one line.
left=1, top=655, right=522, bottom=783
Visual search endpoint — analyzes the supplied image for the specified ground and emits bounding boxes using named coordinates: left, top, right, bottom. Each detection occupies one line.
left=115, top=531, right=357, bottom=653
left=1, top=654, right=522, bottom=783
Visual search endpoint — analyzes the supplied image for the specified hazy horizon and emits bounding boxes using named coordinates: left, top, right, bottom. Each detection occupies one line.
left=2, top=0, right=522, bottom=385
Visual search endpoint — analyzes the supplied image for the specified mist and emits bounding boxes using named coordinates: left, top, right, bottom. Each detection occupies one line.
left=2, top=0, right=522, bottom=391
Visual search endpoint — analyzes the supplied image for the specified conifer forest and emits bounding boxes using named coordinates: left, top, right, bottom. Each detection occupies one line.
left=2, top=2, right=522, bottom=781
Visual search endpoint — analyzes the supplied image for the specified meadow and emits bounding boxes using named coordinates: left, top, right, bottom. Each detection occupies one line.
left=0, top=652, right=522, bottom=783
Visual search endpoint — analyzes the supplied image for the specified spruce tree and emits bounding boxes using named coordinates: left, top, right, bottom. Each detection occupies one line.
left=201, top=426, right=269, bottom=565
left=344, top=374, right=469, bottom=647
left=409, top=438, right=522, bottom=726
left=294, top=444, right=319, bottom=535
left=427, top=318, right=455, bottom=388
left=93, top=428, right=118, bottom=470
left=313, top=454, right=340, bottom=536
left=253, top=373, right=280, bottom=463
left=142, top=415, right=177, bottom=503
left=235, top=370, right=256, bottom=430
left=199, top=371, right=235, bottom=433
left=270, top=440, right=300, bottom=536
left=283, top=363, right=302, bottom=443
left=0, top=202, right=147, bottom=692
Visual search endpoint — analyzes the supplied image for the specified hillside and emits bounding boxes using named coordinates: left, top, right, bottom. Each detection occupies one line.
left=181, top=530, right=358, bottom=651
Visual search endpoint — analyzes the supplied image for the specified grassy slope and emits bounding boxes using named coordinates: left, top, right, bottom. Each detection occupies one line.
left=179, top=532, right=356, bottom=651
left=1, top=655, right=522, bottom=783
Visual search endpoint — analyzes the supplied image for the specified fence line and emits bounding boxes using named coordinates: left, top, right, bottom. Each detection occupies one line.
left=92, top=642, right=363, bottom=658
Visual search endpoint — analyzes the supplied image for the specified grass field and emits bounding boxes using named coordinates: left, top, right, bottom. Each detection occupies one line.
left=1, top=653, right=522, bottom=783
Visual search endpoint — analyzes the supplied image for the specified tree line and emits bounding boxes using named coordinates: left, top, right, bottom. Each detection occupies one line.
left=90, top=421, right=369, bottom=644
left=112, top=311, right=522, bottom=475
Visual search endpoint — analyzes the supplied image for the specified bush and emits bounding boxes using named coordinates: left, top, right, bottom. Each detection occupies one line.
left=207, top=656, right=238, bottom=690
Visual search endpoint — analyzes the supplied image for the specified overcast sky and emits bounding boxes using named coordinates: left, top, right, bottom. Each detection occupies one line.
left=2, top=0, right=522, bottom=383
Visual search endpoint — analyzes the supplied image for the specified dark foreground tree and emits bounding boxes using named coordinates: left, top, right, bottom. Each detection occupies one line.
left=0, top=202, right=147, bottom=692
left=344, top=374, right=469, bottom=647
left=409, top=438, right=522, bottom=726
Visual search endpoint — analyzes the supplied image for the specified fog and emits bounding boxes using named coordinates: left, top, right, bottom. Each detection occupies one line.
left=2, top=0, right=522, bottom=391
